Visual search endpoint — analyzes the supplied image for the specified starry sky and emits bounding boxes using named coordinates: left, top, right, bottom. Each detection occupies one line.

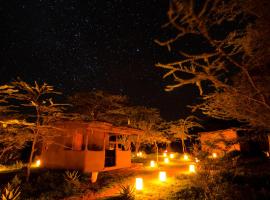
left=1, top=0, right=200, bottom=120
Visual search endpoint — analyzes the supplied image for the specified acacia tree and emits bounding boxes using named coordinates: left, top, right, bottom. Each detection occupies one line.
left=155, top=0, right=270, bottom=130
left=120, top=106, right=164, bottom=154
left=68, top=90, right=128, bottom=121
left=0, top=80, right=67, bottom=181
left=168, top=116, right=202, bottom=153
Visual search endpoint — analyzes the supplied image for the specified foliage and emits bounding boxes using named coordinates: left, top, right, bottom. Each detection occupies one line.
left=0, top=79, right=68, bottom=180
left=169, top=186, right=204, bottom=200
left=156, top=0, right=270, bottom=130
left=1, top=176, right=21, bottom=200
left=187, top=146, right=270, bottom=200
left=64, top=170, right=81, bottom=188
left=118, top=185, right=135, bottom=200
left=167, top=116, right=202, bottom=153
left=68, top=90, right=128, bottom=121
left=19, top=170, right=84, bottom=199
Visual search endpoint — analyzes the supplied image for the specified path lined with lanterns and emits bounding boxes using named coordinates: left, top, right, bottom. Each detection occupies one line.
left=93, top=152, right=199, bottom=200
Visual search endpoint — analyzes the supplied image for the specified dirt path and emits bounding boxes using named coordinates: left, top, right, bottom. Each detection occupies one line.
left=68, top=160, right=194, bottom=200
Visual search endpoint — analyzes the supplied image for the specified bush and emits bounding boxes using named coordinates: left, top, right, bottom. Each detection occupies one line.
left=169, top=186, right=205, bottom=200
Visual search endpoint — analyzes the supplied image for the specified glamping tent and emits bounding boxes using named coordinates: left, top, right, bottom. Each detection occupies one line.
left=40, top=121, right=143, bottom=182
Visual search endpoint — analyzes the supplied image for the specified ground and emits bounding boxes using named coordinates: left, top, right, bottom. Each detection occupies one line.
left=65, top=153, right=195, bottom=200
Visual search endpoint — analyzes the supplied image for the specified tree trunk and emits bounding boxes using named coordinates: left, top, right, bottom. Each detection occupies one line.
left=155, top=142, right=159, bottom=163
left=135, top=142, right=140, bottom=155
left=26, top=132, right=38, bottom=182
left=135, top=136, right=141, bottom=155
left=181, top=139, right=186, bottom=153
left=26, top=107, right=40, bottom=182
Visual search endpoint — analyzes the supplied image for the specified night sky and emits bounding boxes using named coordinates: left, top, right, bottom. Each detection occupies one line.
left=1, top=0, right=200, bottom=120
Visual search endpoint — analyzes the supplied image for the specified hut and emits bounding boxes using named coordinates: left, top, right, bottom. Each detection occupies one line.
left=40, top=121, right=143, bottom=182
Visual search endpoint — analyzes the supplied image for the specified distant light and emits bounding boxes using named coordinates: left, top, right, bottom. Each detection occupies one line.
left=183, top=154, right=189, bottom=161
left=136, top=178, right=143, bottom=190
left=137, top=152, right=143, bottom=157
left=2, top=123, right=7, bottom=128
left=150, top=160, right=156, bottom=168
left=163, top=152, right=167, bottom=157
left=164, top=150, right=168, bottom=153
left=36, top=159, right=41, bottom=167
left=169, top=153, right=174, bottom=159
left=189, top=164, right=195, bottom=173
left=195, top=158, right=200, bottom=163
left=159, top=171, right=167, bottom=182
left=212, top=153, right=217, bottom=158
left=164, top=157, right=169, bottom=163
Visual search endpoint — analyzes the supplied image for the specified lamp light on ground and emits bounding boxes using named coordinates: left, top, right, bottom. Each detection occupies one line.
left=212, top=152, right=217, bottom=158
left=135, top=178, right=143, bottom=190
left=183, top=154, right=189, bottom=161
left=159, top=171, right=167, bottom=182
left=169, top=153, right=174, bottom=159
left=189, top=164, right=196, bottom=173
left=150, top=160, right=156, bottom=168
left=164, top=157, right=169, bottom=163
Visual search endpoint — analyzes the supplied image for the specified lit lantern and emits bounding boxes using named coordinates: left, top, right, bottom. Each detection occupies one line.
left=189, top=164, right=195, bottom=173
left=135, top=178, right=143, bottom=190
left=164, top=157, right=169, bottom=163
left=169, top=153, right=174, bottom=159
left=159, top=171, right=167, bottom=182
left=36, top=159, right=41, bottom=167
left=212, top=152, right=217, bottom=158
left=137, top=151, right=143, bottom=157
left=150, top=160, right=156, bottom=167
left=183, top=154, right=189, bottom=161
left=163, top=152, right=167, bottom=157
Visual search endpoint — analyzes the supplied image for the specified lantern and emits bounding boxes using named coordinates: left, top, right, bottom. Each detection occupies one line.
left=189, top=164, right=195, bottom=173
left=212, top=152, right=217, bottom=158
left=183, top=154, right=189, bottom=161
left=159, top=171, right=167, bottom=182
left=36, top=159, right=41, bottom=167
left=150, top=160, right=156, bottom=168
left=135, top=178, right=143, bottom=190
left=137, top=151, right=143, bottom=157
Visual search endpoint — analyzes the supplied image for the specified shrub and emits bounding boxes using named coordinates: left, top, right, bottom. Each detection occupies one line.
left=1, top=176, right=21, bottom=200
left=118, top=185, right=135, bottom=200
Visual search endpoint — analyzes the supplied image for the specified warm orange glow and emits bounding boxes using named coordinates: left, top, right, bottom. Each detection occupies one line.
left=164, top=157, right=169, bottom=163
left=36, top=159, right=41, bottom=167
left=150, top=160, right=156, bottom=167
left=169, top=153, right=174, bottom=159
left=183, top=154, right=189, bottom=161
left=189, top=164, right=195, bottom=173
left=136, top=178, right=143, bottom=190
left=212, top=152, right=217, bottom=158
left=137, top=151, right=143, bottom=157
left=195, top=158, right=200, bottom=163
left=159, top=171, right=167, bottom=182
left=163, top=152, right=167, bottom=157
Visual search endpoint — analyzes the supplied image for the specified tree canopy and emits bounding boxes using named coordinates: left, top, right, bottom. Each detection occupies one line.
left=156, top=0, right=270, bottom=130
